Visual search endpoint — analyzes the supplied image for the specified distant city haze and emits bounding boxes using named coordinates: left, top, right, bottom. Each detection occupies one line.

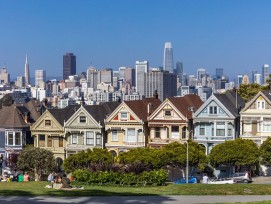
left=1, top=0, right=271, bottom=80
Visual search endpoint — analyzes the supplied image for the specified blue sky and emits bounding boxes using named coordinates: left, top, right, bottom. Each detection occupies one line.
left=1, top=0, right=271, bottom=80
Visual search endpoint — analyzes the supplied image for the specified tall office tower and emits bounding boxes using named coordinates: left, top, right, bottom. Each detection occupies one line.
left=98, top=68, right=113, bottom=84
left=216, top=68, right=223, bottom=79
left=138, top=70, right=177, bottom=101
left=181, top=73, right=188, bottom=86
left=254, top=73, right=261, bottom=85
left=124, top=67, right=135, bottom=87
left=251, top=70, right=257, bottom=83
left=163, top=42, right=174, bottom=73
left=86, top=67, right=98, bottom=89
left=16, top=76, right=25, bottom=88
left=242, top=75, right=250, bottom=85
left=197, top=68, right=206, bottom=80
left=24, top=55, right=30, bottom=86
left=262, top=64, right=269, bottom=84
left=0, top=67, right=10, bottom=84
left=175, top=61, right=183, bottom=83
left=237, top=74, right=243, bottom=87
left=135, top=60, right=149, bottom=93
left=35, top=70, right=46, bottom=87
left=63, top=53, right=76, bottom=80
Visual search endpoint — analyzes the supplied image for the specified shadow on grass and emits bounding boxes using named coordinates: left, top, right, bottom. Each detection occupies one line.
left=0, top=189, right=176, bottom=204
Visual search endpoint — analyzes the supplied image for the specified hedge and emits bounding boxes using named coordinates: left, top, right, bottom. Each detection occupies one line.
left=72, top=169, right=168, bottom=186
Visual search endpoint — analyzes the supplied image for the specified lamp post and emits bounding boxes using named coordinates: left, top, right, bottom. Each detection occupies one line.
left=186, top=130, right=193, bottom=184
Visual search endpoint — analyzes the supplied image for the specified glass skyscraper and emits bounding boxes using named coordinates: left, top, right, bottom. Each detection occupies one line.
left=163, top=42, right=174, bottom=73
left=63, top=53, right=76, bottom=80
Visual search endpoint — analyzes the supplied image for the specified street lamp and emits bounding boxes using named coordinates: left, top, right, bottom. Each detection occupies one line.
left=186, top=130, right=193, bottom=184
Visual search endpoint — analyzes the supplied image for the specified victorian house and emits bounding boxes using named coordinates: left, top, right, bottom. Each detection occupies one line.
left=30, top=106, right=78, bottom=164
left=193, top=91, right=245, bottom=155
left=64, top=102, right=120, bottom=157
left=0, top=100, right=43, bottom=174
left=239, top=91, right=271, bottom=145
left=105, top=98, right=161, bottom=156
left=148, top=94, right=203, bottom=148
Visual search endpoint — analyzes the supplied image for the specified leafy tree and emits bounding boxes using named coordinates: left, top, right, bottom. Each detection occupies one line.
left=238, top=84, right=269, bottom=102
left=259, top=137, right=271, bottom=166
left=17, top=146, right=56, bottom=181
left=209, top=139, right=259, bottom=171
left=63, top=148, right=114, bottom=173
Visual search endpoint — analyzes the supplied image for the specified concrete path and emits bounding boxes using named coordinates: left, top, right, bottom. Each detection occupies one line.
left=1, top=195, right=271, bottom=204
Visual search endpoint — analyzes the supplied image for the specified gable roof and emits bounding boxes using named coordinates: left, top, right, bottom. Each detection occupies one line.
left=240, top=91, right=271, bottom=112
left=167, top=94, right=203, bottom=119
left=214, top=91, right=245, bottom=117
left=47, top=105, right=80, bottom=126
left=84, top=101, right=121, bottom=126
left=124, top=98, right=161, bottom=121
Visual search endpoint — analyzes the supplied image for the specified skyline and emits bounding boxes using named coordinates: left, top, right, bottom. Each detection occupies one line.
left=1, top=0, right=271, bottom=80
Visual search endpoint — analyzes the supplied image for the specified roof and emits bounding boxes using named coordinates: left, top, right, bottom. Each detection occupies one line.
left=47, top=105, right=80, bottom=126
left=167, top=94, right=203, bottom=119
left=124, top=98, right=161, bottom=121
left=84, top=102, right=121, bottom=126
left=214, top=91, right=245, bottom=117
left=0, top=100, right=43, bottom=129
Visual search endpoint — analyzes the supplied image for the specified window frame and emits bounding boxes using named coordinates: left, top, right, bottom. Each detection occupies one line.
left=112, top=130, right=118, bottom=141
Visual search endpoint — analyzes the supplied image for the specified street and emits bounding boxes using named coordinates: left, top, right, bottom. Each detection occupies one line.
left=1, top=195, right=271, bottom=204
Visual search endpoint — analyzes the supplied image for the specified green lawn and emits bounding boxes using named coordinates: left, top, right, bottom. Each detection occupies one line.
left=0, top=182, right=271, bottom=196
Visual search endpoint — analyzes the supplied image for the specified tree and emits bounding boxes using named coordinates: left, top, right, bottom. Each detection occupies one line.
left=63, top=148, right=114, bottom=173
left=259, top=137, right=271, bottom=166
left=17, top=146, right=56, bottom=181
left=209, top=139, right=259, bottom=171
left=238, top=84, right=269, bottom=102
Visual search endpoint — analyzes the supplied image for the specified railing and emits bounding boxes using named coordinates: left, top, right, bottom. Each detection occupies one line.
left=125, top=142, right=145, bottom=146
left=193, top=136, right=234, bottom=141
left=149, top=138, right=170, bottom=143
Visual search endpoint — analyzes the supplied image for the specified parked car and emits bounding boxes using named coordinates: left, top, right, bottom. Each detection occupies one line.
left=175, top=176, right=198, bottom=184
left=208, top=178, right=236, bottom=184
left=230, top=172, right=252, bottom=183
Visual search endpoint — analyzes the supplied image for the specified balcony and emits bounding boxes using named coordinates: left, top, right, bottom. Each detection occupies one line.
left=66, top=144, right=89, bottom=151
left=125, top=142, right=145, bottom=147
left=149, top=138, right=170, bottom=144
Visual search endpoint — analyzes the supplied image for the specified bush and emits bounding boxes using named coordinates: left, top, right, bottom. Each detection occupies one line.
left=72, top=169, right=168, bottom=186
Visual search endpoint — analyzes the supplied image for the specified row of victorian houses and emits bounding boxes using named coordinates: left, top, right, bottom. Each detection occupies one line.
left=0, top=90, right=271, bottom=174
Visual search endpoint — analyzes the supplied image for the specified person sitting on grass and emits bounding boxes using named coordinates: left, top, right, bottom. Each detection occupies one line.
left=61, top=174, right=71, bottom=188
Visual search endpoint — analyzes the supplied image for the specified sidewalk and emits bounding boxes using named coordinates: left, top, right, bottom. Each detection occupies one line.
left=252, top=176, right=271, bottom=183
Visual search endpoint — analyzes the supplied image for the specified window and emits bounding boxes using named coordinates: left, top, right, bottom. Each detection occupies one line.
left=182, top=127, right=186, bottom=139
left=164, top=110, right=171, bottom=116
left=8, top=133, right=13, bottom=145
left=257, top=101, right=265, bottom=109
left=79, top=116, right=86, bottom=123
left=86, top=132, right=94, bottom=145
left=45, top=120, right=51, bottom=126
left=59, top=137, right=63, bottom=147
left=138, top=129, right=143, bottom=142
left=96, top=134, right=101, bottom=145
left=15, top=132, right=21, bottom=145
left=263, top=118, right=271, bottom=131
left=155, top=127, right=160, bottom=138
left=47, top=137, right=52, bottom=147
left=228, top=128, right=232, bottom=136
left=127, top=128, right=136, bottom=142
left=112, top=130, right=118, bottom=141
left=39, top=135, right=45, bottom=147
left=120, top=112, right=128, bottom=120
left=199, top=124, right=205, bottom=135
left=71, top=134, right=77, bottom=144
left=209, top=106, right=217, bottom=114
left=216, top=122, right=225, bottom=136
left=171, top=126, right=179, bottom=138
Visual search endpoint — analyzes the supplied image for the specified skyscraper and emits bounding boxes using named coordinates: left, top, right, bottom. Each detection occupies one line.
left=63, top=53, right=76, bottom=80
left=35, top=70, right=46, bottom=87
left=163, top=42, right=174, bottom=73
left=262, top=64, right=269, bottom=85
left=24, top=55, right=30, bottom=86
left=216, top=68, right=223, bottom=79
left=135, top=60, right=149, bottom=93
left=175, top=61, right=183, bottom=83
left=251, top=70, right=258, bottom=84
left=197, top=68, right=206, bottom=80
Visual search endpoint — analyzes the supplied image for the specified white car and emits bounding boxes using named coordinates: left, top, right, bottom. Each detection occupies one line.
left=208, top=178, right=236, bottom=184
